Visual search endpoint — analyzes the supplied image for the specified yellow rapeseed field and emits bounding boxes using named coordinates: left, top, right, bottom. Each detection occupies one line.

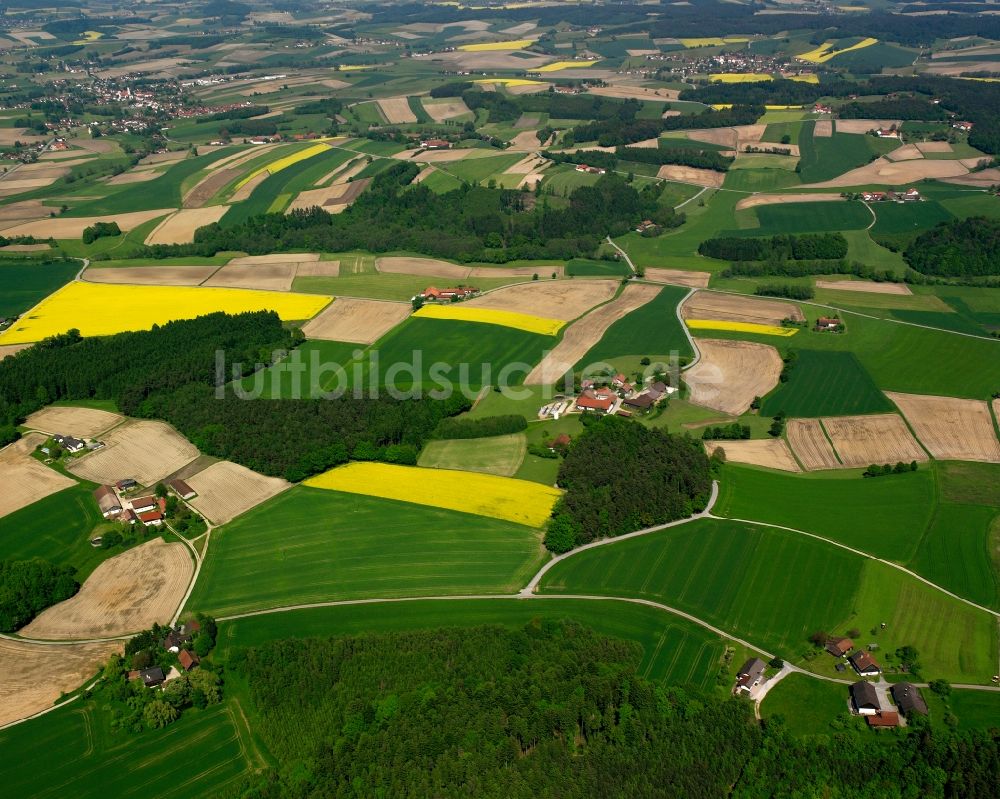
left=710, top=73, right=773, bottom=83
left=304, top=462, right=562, bottom=528
left=534, top=60, right=597, bottom=73
left=472, top=78, right=544, bottom=87
left=786, top=74, right=820, bottom=84
left=0, top=282, right=332, bottom=345
left=685, top=319, right=799, bottom=337
left=679, top=37, right=749, bottom=48
left=711, top=103, right=803, bottom=110
left=235, top=142, right=333, bottom=190
left=798, top=37, right=877, bottom=64
left=414, top=304, right=563, bottom=335
left=458, top=39, right=535, bottom=52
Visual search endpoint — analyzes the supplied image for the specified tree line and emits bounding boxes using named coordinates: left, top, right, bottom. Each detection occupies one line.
left=434, top=414, right=527, bottom=439
left=903, top=217, right=1000, bottom=277
left=544, top=147, right=733, bottom=173
left=699, top=233, right=848, bottom=261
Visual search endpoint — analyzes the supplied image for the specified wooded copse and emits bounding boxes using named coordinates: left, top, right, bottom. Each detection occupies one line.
left=904, top=217, right=1000, bottom=277
left=700, top=233, right=849, bottom=262
left=0, top=559, right=79, bottom=632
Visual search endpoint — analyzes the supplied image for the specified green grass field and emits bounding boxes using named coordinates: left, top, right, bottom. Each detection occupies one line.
left=185, top=487, right=546, bottom=618
left=715, top=465, right=934, bottom=561
left=566, top=258, right=631, bottom=277
left=578, top=283, right=693, bottom=367
left=541, top=517, right=997, bottom=682
left=417, top=433, right=527, bottom=476
left=238, top=340, right=363, bottom=399
left=760, top=350, right=893, bottom=418
left=759, top=673, right=850, bottom=737
left=798, top=127, right=896, bottom=183
left=443, top=153, right=525, bottom=185
left=723, top=165, right=801, bottom=193
left=0, top=702, right=252, bottom=798
left=870, top=200, right=954, bottom=237
left=215, top=597, right=745, bottom=692
left=0, top=258, right=79, bottom=317
left=751, top=201, right=872, bottom=234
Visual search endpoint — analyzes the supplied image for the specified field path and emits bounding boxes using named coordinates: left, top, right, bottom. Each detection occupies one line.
left=605, top=235, right=636, bottom=275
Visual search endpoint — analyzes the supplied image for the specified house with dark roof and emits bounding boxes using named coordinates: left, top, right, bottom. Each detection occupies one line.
left=168, top=479, right=196, bottom=500
left=137, top=666, right=165, bottom=687
left=850, top=681, right=880, bottom=716
left=93, top=485, right=122, bottom=518
left=622, top=393, right=655, bottom=412
left=849, top=650, right=881, bottom=677
left=891, top=683, right=928, bottom=717
left=825, top=637, right=854, bottom=657
left=733, top=657, right=766, bottom=695
left=115, top=478, right=137, bottom=491
left=130, top=496, right=158, bottom=513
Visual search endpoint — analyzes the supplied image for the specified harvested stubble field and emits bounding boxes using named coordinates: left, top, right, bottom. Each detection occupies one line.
left=525, top=283, right=662, bottom=385
left=704, top=438, right=801, bottom=472
left=656, top=165, right=725, bottom=187
left=377, top=255, right=471, bottom=279
left=642, top=268, right=711, bottom=288
left=786, top=418, right=841, bottom=470
left=887, top=392, right=1000, bottom=462
left=821, top=413, right=928, bottom=467
left=464, top=279, right=618, bottom=321
left=377, top=97, right=417, bottom=124
left=681, top=290, right=804, bottom=326
left=203, top=263, right=297, bottom=292
left=414, top=304, right=563, bottom=336
left=0, top=640, right=119, bottom=727
left=20, top=538, right=193, bottom=639
left=25, top=405, right=123, bottom=438
left=304, top=462, right=560, bottom=528
left=0, top=209, right=174, bottom=238
left=684, top=339, right=783, bottom=416
left=68, top=419, right=199, bottom=486
left=0, top=433, right=75, bottom=518
left=182, top=166, right=241, bottom=208
left=301, top=297, right=410, bottom=343
left=735, top=193, right=844, bottom=211
left=144, top=207, right=229, bottom=245
left=187, top=460, right=289, bottom=525
left=82, top=265, right=219, bottom=286
left=814, top=279, right=912, bottom=295
left=799, top=156, right=968, bottom=188
left=834, top=119, right=902, bottom=135
left=423, top=98, right=472, bottom=121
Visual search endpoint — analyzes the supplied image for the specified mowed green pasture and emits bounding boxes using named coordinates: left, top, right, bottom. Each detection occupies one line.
left=0, top=485, right=109, bottom=578
left=760, top=350, right=892, bottom=418
left=870, top=200, right=954, bottom=237
left=751, top=201, right=872, bottom=234
left=0, top=703, right=251, bottom=798
left=444, top=153, right=525, bottom=185
left=759, top=673, right=849, bottom=737
left=185, top=487, right=546, bottom=618
left=578, top=283, right=693, bottom=366
left=797, top=126, right=896, bottom=183
left=0, top=258, right=79, bottom=317
left=216, top=597, right=744, bottom=692
left=715, top=465, right=935, bottom=562
left=946, top=689, right=1000, bottom=730
left=418, top=433, right=527, bottom=476
left=238, top=340, right=363, bottom=399
left=541, top=517, right=997, bottom=682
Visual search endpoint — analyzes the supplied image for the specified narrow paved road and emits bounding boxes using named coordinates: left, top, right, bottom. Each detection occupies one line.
left=605, top=235, right=636, bottom=275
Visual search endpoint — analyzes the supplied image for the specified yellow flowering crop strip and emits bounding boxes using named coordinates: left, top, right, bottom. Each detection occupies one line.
left=0, top=282, right=332, bottom=345
left=414, top=304, right=563, bottom=335
left=685, top=319, right=799, bottom=337
left=534, top=60, right=597, bottom=73
left=680, top=37, right=749, bottom=48
left=798, top=37, right=877, bottom=64
left=235, top=142, right=333, bottom=190
left=710, top=73, right=773, bottom=83
left=304, top=462, right=562, bottom=528
left=786, top=74, right=819, bottom=84
left=458, top=39, right=535, bottom=52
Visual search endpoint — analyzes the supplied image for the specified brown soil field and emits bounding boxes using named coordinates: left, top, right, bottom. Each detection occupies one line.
left=887, top=392, right=1000, bottom=462
left=471, top=265, right=564, bottom=279
left=656, top=165, right=725, bottom=187
left=321, top=159, right=367, bottom=186
left=229, top=171, right=268, bottom=202
left=105, top=170, right=160, bottom=185
left=915, top=141, right=953, bottom=154
left=302, top=297, right=410, bottom=343
left=68, top=419, right=199, bottom=486
left=97, top=57, right=192, bottom=79
left=20, top=539, right=194, bottom=639
left=26, top=406, right=123, bottom=438
left=295, top=261, right=341, bottom=277
left=506, top=83, right=552, bottom=96
left=925, top=60, right=1000, bottom=75
left=396, top=148, right=501, bottom=163
left=145, top=206, right=228, bottom=245
left=525, top=284, right=662, bottom=385
left=186, top=461, right=290, bottom=525
left=413, top=165, right=436, bottom=184
left=943, top=168, right=1000, bottom=187
left=465, top=279, right=618, bottom=321
left=203, top=263, right=297, bottom=291
left=704, top=438, right=801, bottom=472
left=0, top=242, right=50, bottom=252
left=377, top=256, right=471, bottom=279
left=0, top=200, right=48, bottom=222
left=587, top=85, right=680, bottom=101
left=83, top=265, right=219, bottom=286
left=67, top=138, right=118, bottom=154
left=0, top=179, right=59, bottom=193
left=0, top=209, right=174, bottom=238
left=681, top=290, right=804, bottom=325
left=642, top=268, right=711, bottom=288
left=377, top=97, right=417, bottom=124
left=505, top=154, right=545, bottom=174
left=508, top=130, right=546, bottom=151
left=834, top=119, right=902, bottom=134
left=787, top=418, right=841, bottom=470
left=140, top=151, right=189, bottom=165
left=230, top=253, right=319, bottom=265
left=815, top=279, right=912, bottom=295
left=447, top=51, right=551, bottom=71
left=735, top=192, right=844, bottom=210
left=800, top=157, right=969, bottom=189
left=678, top=128, right=737, bottom=148
left=821, top=414, right=928, bottom=467
left=518, top=170, right=548, bottom=189
left=0, top=343, right=31, bottom=359
left=0, top=433, right=76, bottom=518
left=884, top=144, right=923, bottom=162
left=423, top=98, right=471, bottom=121
left=183, top=166, right=240, bottom=207
left=0, top=129, right=46, bottom=145
left=323, top=178, right=371, bottom=211
left=684, top=339, right=783, bottom=416
left=0, top=640, right=120, bottom=728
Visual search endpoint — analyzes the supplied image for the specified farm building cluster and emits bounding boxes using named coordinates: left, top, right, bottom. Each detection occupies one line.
left=41, top=432, right=105, bottom=456
left=92, top=478, right=196, bottom=529
left=849, top=681, right=928, bottom=728
left=538, top=375, right=676, bottom=420
left=861, top=188, right=921, bottom=202
left=417, top=285, right=480, bottom=302
left=127, top=620, right=203, bottom=688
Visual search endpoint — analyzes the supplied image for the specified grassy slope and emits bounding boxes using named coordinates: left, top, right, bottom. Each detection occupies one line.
left=417, top=433, right=527, bottom=476
left=185, top=487, right=547, bottom=618
left=759, top=673, right=849, bottom=737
